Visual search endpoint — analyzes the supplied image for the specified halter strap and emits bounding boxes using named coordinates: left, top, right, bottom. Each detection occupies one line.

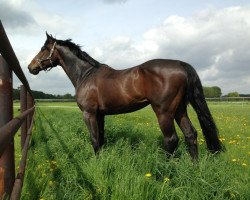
left=36, top=41, right=57, bottom=71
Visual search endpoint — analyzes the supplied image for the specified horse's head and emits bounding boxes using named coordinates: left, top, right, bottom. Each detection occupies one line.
left=28, top=32, right=59, bottom=75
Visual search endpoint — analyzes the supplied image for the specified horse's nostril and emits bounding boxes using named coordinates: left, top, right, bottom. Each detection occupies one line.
left=27, top=66, right=39, bottom=75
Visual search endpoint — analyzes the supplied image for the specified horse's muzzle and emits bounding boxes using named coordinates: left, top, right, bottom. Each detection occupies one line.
left=28, top=66, right=40, bottom=75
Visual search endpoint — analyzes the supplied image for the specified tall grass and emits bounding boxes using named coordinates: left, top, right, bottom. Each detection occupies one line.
left=22, top=103, right=250, bottom=199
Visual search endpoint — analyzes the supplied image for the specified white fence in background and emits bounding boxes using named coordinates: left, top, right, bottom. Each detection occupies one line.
left=206, top=97, right=250, bottom=103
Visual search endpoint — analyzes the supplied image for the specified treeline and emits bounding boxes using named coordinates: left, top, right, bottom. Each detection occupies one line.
left=203, top=86, right=222, bottom=98
left=203, top=87, right=250, bottom=97
left=224, top=92, right=250, bottom=97
left=13, top=88, right=75, bottom=100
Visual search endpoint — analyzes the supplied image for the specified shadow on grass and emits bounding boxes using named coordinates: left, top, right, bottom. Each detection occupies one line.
left=104, top=120, right=185, bottom=159
left=25, top=107, right=101, bottom=200
left=24, top=107, right=67, bottom=200
left=105, top=125, right=147, bottom=150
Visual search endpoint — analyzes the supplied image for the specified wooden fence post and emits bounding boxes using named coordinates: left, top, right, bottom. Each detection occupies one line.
left=0, top=56, right=15, bottom=198
left=20, top=85, right=27, bottom=150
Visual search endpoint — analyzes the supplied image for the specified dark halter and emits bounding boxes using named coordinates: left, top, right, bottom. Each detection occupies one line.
left=36, top=41, right=57, bottom=72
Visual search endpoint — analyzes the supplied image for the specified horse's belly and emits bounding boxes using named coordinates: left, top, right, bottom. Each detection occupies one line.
left=100, top=100, right=149, bottom=115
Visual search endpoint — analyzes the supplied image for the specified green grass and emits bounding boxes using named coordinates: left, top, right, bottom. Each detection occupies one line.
left=21, top=102, right=250, bottom=200
left=35, top=101, right=77, bottom=107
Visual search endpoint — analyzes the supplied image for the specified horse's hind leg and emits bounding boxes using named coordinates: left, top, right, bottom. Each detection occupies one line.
left=175, top=103, right=198, bottom=160
left=152, top=105, right=179, bottom=155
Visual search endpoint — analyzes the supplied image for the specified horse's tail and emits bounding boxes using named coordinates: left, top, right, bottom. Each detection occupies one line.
left=181, top=61, right=223, bottom=153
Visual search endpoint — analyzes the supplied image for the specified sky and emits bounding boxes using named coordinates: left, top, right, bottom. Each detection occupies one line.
left=0, top=0, right=250, bottom=95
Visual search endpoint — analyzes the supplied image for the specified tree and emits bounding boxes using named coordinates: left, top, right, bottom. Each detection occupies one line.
left=226, top=92, right=239, bottom=97
left=63, top=93, right=74, bottom=99
left=203, top=86, right=222, bottom=98
left=240, top=94, right=250, bottom=97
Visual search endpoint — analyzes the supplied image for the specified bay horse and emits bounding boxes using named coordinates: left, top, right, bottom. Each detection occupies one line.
left=28, top=33, right=222, bottom=160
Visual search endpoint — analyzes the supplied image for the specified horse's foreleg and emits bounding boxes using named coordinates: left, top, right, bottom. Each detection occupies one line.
left=83, top=111, right=104, bottom=153
left=97, top=113, right=105, bottom=147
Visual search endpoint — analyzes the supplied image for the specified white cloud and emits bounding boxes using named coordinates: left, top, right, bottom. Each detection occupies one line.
left=90, top=36, right=139, bottom=68
left=91, top=6, right=250, bottom=94
left=102, top=0, right=128, bottom=4
left=33, top=12, right=77, bottom=37
left=0, top=0, right=36, bottom=30
left=0, top=0, right=77, bottom=37
left=1, top=0, right=79, bottom=94
left=7, top=0, right=28, bottom=6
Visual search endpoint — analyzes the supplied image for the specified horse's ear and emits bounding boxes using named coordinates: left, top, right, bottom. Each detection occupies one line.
left=46, top=31, right=54, bottom=43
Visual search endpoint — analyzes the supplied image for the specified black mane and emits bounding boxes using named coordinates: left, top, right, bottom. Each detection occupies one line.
left=46, top=36, right=100, bottom=68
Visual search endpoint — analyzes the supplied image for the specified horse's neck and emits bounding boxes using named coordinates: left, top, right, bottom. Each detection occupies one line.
left=57, top=46, right=95, bottom=88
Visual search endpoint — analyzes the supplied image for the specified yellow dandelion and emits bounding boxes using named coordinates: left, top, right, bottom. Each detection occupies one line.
left=232, top=159, right=237, bottom=162
left=49, top=181, right=53, bottom=186
left=199, top=139, right=204, bottom=144
left=164, top=177, right=170, bottom=183
left=145, top=173, right=152, bottom=177
left=242, top=163, right=247, bottom=167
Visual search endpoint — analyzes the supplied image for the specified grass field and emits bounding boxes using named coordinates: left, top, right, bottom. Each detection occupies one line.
left=20, top=102, right=250, bottom=200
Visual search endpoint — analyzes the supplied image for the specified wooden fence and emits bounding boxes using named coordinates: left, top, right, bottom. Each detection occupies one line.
left=0, top=21, right=35, bottom=199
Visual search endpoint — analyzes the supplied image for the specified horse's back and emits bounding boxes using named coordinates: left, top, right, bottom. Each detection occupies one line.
left=139, top=59, right=186, bottom=71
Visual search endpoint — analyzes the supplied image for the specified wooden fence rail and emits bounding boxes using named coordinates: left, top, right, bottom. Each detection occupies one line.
left=0, top=20, right=35, bottom=199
